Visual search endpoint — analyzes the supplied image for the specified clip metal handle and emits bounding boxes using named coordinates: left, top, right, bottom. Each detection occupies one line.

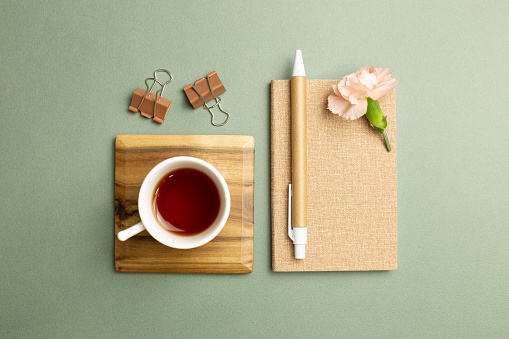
left=191, top=75, right=230, bottom=126
left=199, top=96, right=230, bottom=127
left=135, top=69, right=173, bottom=116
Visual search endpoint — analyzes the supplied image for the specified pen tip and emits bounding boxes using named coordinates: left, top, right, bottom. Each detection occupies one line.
left=292, top=50, right=306, bottom=77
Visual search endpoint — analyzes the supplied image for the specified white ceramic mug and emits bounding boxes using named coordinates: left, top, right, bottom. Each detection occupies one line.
left=117, top=156, right=230, bottom=249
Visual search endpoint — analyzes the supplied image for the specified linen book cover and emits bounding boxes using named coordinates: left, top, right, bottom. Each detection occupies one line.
left=271, top=80, right=397, bottom=271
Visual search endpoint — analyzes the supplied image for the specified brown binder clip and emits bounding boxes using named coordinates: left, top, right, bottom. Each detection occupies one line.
left=183, top=71, right=230, bottom=126
left=129, top=69, right=173, bottom=124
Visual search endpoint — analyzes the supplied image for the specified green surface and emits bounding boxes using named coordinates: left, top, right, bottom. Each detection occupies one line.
left=1, top=0, right=508, bottom=338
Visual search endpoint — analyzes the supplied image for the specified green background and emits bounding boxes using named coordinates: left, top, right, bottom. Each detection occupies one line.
left=1, top=0, right=508, bottom=337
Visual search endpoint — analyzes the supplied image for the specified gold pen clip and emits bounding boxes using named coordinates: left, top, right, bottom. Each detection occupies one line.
left=288, top=183, right=307, bottom=259
left=288, top=184, right=294, bottom=241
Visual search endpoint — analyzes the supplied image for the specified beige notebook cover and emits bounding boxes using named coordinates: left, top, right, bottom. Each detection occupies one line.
left=271, top=80, right=397, bottom=271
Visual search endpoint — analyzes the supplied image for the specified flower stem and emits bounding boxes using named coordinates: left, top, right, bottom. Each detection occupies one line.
left=383, top=131, right=391, bottom=152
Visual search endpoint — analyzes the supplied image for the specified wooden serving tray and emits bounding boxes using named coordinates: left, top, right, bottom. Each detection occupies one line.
left=114, top=135, right=254, bottom=273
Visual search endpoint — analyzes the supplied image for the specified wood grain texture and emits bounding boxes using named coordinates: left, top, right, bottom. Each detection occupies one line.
left=115, top=134, right=254, bottom=273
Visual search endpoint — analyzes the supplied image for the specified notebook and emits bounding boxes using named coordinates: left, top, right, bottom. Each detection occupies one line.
left=271, top=80, right=397, bottom=271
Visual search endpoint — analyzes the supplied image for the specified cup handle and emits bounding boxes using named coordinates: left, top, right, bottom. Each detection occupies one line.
left=117, top=222, right=146, bottom=241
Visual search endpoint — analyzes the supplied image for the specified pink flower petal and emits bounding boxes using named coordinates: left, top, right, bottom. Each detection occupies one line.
left=369, top=77, right=398, bottom=100
left=342, top=98, right=367, bottom=120
left=339, top=82, right=370, bottom=104
left=376, top=68, right=390, bottom=83
left=356, top=70, right=377, bottom=91
left=333, top=84, right=341, bottom=96
left=327, top=93, right=367, bottom=120
left=329, top=66, right=397, bottom=119
left=327, top=93, right=351, bottom=115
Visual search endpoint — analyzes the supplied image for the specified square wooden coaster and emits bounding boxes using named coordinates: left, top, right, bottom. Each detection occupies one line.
left=114, top=135, right=254, bottom=273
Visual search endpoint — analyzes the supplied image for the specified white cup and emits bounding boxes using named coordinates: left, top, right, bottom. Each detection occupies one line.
left=117, top=156, right=230, bottom=249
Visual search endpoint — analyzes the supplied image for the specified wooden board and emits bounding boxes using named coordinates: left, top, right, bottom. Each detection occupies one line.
left=114, top=135, right=254, bottom=273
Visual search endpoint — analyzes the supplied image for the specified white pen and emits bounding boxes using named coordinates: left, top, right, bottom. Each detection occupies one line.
left=288, top=50, right=307, bottom=259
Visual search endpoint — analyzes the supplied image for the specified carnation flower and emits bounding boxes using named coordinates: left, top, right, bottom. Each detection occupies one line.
left=327, top=66, right=398, bottom=151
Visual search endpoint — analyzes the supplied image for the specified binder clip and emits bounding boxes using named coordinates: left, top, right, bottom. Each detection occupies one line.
left=183, top=71, right=230, bottom=126
left=129, top=69, right=173, bottom=124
